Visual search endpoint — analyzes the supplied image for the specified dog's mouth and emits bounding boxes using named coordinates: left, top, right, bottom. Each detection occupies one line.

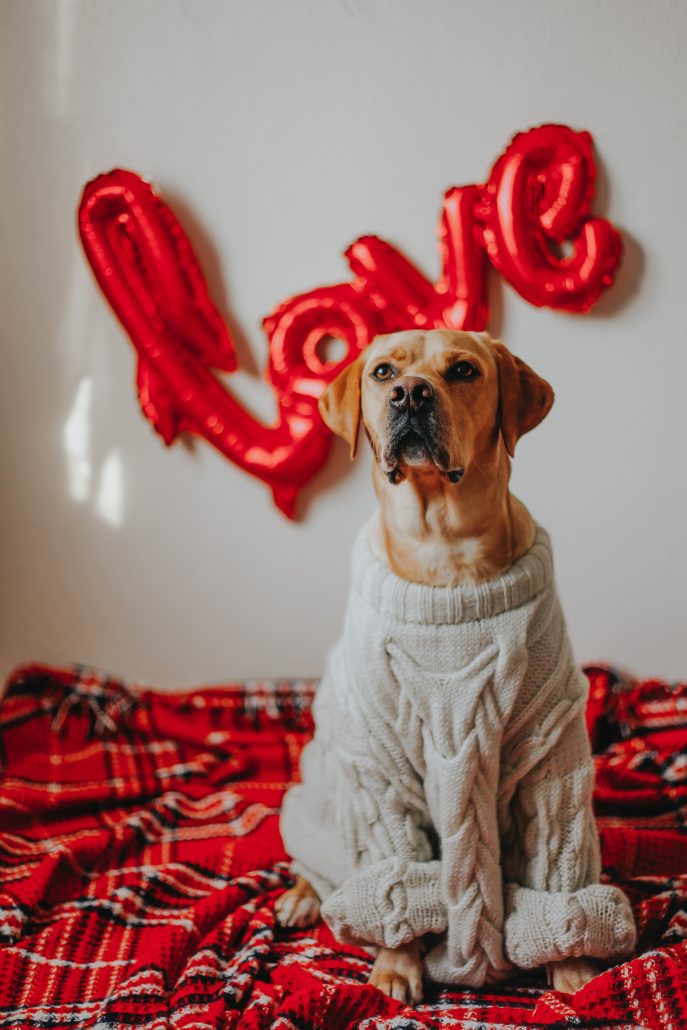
left=395, top=430, right=433, bottom=466
left=381, top=419, right=463, bottom=485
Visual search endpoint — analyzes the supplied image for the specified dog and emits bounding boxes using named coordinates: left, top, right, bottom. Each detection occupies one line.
left=277, top=330, right=636, bottom=1002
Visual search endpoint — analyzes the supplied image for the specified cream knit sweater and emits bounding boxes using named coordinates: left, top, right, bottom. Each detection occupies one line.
left=280, top=523, right=636, bottom=986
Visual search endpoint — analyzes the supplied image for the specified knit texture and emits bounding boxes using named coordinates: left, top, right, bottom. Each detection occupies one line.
left=280, top=523, right=637, bottom=986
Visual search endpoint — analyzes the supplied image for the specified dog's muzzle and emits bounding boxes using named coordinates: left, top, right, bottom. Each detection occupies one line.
left=381, top=376, right=462, bottom=484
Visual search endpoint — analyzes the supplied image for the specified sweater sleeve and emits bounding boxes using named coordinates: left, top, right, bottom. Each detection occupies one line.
left=320, top=748, right=449, bottom=948
left=500, top=711, right=637, bottom=968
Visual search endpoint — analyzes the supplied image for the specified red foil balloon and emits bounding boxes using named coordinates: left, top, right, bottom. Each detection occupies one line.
left=78, top=125, right=622, bottom=517
left=478, top=124, right=622, bottom=311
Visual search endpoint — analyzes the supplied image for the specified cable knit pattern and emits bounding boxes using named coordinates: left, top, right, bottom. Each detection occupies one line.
left=280, top=522, right=637, bottom=985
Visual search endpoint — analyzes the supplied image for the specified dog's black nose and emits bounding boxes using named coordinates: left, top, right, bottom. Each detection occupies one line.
left=388, top=377, right=434, bottom=412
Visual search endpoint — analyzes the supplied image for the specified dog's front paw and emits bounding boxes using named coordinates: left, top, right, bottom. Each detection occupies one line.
left=369, top=941, right=424, bottom=1005
left=275, top=876, right=321, bottom=928
left=547, top=956, right=600, bottom=994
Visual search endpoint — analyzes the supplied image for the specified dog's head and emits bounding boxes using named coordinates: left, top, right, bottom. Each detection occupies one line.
left=319, top=330, right=554, bottom=484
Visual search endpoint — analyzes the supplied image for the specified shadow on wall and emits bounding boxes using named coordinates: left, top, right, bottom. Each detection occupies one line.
left=589, top=155, right=644, bottom=319
left=163, top=189, right=262, bottom=379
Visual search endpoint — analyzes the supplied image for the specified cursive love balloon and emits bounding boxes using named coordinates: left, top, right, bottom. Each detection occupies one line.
left=78, top=124, right=622, bottom=517
left=78, top=172, right=376, bottom=517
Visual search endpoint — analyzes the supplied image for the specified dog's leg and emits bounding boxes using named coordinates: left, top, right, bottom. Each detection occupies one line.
left=546, top=956, right=600, bottom=993
left=368, top=939, right=424, bottom=1004
left=275, top=875, right=321, bottom=928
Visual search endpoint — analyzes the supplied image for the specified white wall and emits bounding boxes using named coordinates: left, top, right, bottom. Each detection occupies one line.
left=2, top=0, right=686, bottom=688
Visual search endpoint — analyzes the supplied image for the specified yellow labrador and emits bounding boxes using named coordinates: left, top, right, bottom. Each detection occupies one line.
left=277, top=329, right=600, bottom=999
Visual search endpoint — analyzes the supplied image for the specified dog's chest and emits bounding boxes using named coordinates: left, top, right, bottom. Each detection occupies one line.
left=405, top=535, right=486, bottom=586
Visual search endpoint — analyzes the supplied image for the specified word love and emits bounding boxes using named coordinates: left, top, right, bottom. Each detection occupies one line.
left=79, top=124, right=621, bottom=518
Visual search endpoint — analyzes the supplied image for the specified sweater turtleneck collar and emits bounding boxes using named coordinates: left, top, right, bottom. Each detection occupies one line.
left=350, top=521, right=554, bottom=626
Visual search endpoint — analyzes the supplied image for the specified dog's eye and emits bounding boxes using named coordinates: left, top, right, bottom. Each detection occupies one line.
left=445, top=361, right=480, bottom=382
left=372, top=364, right=396, bottom=381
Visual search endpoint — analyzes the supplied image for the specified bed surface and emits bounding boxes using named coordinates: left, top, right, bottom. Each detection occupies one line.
left=0, top=662, right=685, bottom=1029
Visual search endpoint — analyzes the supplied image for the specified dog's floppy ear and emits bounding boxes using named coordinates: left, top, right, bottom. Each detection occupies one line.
left=492, top=341, right=555, bottom=457
left=318, top=354, right=365, bottom=459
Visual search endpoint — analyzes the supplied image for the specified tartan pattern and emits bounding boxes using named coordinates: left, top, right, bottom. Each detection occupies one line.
left=0, top=663, right=685, bottom=1029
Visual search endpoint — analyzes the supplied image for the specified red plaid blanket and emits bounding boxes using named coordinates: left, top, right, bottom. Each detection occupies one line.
left=0, top=663, right=685, bottom=1029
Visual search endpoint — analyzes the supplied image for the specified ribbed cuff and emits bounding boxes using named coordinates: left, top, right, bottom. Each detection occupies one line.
left=321, top=858, right=446, bottom=949
left=503, top=883, right=637, bottom=969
